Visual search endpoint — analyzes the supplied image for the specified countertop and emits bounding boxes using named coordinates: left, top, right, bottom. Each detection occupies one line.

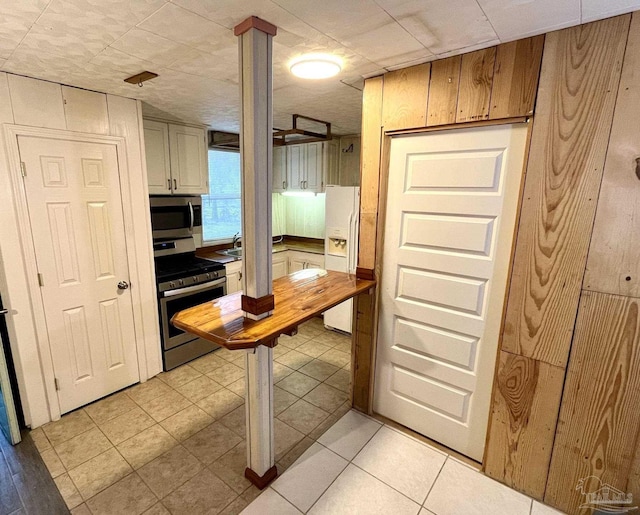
left=197, top=237, right=325, bottom=264
left=171, top=269, right=375, bottom=350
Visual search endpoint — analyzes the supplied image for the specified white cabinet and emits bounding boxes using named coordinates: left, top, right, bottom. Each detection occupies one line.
left=144, top=119, right=208, bottom=195
left=273, top=146, right=287, bottom=193
left=144, top=120, right=171, bottom=194
left=273, top=141, right=338, bottom=193
left=272, top=252, right=288, bottom=279
left=226, top=253, right=289, bottom=292
left=225, top=260, right=243, bottom=294
left=288, top=251, right=324, bottom=272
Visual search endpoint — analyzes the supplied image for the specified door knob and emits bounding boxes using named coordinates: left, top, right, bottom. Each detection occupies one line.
left=117, top=281, right=129, bottom=290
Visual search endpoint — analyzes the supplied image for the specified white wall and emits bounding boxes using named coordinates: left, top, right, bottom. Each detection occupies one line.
left=0, top=73, right=161, bottom=428
left=281, top=194, right=326, bottom=239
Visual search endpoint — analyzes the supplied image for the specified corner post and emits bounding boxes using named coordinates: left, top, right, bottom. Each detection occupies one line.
left=234, top=15, right=278, bottom=488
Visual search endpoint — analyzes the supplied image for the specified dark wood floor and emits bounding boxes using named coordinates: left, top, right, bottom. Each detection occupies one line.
left=0, top=429, right=69, bottom=515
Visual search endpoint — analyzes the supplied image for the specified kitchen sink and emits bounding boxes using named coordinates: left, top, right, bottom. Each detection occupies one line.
left=220, top=248, right=243, bottom=258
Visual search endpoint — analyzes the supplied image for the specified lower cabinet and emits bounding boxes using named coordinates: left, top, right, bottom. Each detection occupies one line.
left=273, top=252, right=288, bottom=279
left=225, top=251, right=293, bottom=292
left=288, top=251, right=325, bottom=272
left=225, top=260, right=243, bottom=294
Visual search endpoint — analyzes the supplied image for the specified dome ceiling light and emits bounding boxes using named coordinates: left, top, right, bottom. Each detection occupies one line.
left=290, top=54, right=342, bottom=79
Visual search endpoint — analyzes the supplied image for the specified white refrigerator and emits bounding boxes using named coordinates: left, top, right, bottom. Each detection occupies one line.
left=324, top=185, right=360, bottom=333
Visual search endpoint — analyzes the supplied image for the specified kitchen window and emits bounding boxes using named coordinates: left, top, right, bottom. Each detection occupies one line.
left=202, top=149, right=241, bottom=243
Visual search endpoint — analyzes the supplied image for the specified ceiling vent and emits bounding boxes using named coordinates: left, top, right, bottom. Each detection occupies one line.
left=124, top=71, right=158, bottom=87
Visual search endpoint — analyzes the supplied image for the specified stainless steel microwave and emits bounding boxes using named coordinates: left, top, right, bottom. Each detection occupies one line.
left=150, top=196, right=202, bottom=241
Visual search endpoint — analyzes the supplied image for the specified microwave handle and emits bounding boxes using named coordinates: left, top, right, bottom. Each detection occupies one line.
left=188, top=201, right=194, bottom=233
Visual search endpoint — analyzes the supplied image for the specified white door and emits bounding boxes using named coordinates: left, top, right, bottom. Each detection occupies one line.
left=374, top=124, right=528, bottom=461
left=19, top=135, right=140, bottom=414
left=168, top=124, right=208, bottom=195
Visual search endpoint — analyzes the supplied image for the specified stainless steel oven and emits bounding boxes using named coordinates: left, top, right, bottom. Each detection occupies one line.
left=150, top=196, right=202, bottom=241
left=153, top=237, right=226, bottom=370
left=159, top=277, right=226, bottom=350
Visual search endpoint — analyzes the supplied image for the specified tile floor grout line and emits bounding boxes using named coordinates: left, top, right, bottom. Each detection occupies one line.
left=300, top=413, right=385, bottom=512
left=348, top=458, right=425, bottom=508
left=421, top=453, right=448, bottom=508
left=300, top=458, right=350, bottom=514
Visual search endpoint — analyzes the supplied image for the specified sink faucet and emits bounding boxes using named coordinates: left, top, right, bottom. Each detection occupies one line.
left=232, top=232, right=242, bottom=249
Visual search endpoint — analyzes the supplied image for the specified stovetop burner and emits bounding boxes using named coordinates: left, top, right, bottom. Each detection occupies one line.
left=154, top=252, right=225, bottom=283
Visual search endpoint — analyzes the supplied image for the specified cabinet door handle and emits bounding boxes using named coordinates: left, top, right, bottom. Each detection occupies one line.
left=173, top=178, right=177, bottom=190
left=283, top=180, right=286, bottom=189
left=239, top=272, right=242, bottom=280
left=168, top=178, right=171, bottom=190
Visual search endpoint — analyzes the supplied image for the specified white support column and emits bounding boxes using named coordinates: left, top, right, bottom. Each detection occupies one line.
left=234, top=16, right=278, bottom=488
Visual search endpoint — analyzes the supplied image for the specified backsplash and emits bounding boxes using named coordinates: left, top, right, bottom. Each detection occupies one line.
left=272, top=193, right=325, bottom=239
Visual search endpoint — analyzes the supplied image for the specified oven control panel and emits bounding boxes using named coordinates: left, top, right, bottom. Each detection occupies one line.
left=158, top=269, right=226, bottom=294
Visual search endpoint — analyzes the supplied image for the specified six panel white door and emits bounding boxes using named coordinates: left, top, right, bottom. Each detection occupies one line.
left=373, top=124, right=528, bottom=461
left=19, top=135, right=140, bottom=414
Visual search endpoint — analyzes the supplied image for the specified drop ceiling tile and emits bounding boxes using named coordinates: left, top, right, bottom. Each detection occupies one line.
left=0, top=0, right=50, bottom=19
left=54, top=0, right=168, bottom=26
left=169, top=48, right=238, bottom=81
left=344, top=21, right=427, bottom=64
left=582, top=0, right=640, bottom=22
left=3, top=46, right=86, bottom=80
left=34, top=0, right=138, bottom=43
left=173, top=0, right=336, bottom=49
left=110, top=28, right=193, bottom=67
left=137, top=3, right=234, bottom=54
left=0, top=2, right=49, bottom=59
left=273, top=0, right=428, bottom=65
left=476, top=0, right=580, bottom=41
left=273, top=0, right=392, bottom=38
left=19, top=24, right=109, bottom=61
left=374, top=0, right=497, bottom=54
left=88, top=47, right=157, bottom=76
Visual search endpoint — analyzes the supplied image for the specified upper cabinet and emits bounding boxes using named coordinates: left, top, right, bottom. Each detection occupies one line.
left=144, top=119, right=208, bottom=195
left=273, top=146, right=287, bottom=193
left=273, top=140, right=338, bottom=193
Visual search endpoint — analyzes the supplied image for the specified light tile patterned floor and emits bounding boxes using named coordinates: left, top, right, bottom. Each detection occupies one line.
left=32, top=317, right=566, bottom=515
left=32, top=318, right=352, bottom=515
left=244, top=410, right=567, bottom=515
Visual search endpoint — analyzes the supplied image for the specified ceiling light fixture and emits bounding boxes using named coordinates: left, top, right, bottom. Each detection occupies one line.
left=290, top=54, right=342, bottom=79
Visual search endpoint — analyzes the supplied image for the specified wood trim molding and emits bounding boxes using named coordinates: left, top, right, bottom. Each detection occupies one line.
left=234, top=16, right=277, bottom=36
left=241, top=294, right=275, bottom=316
left=245, top=465, right=278, bottom=489
left=385, top=116, right=528, bottom=136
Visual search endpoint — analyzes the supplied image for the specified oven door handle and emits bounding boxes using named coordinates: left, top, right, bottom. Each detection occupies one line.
left=162, top=278, right=226, bottom=298
left=188, top=201, right=194, bottom=233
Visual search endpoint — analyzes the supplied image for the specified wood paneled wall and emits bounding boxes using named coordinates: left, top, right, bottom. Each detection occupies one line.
left=352, top=11, right=640, bottom=515
left=485, top=14, right=631, bottom=501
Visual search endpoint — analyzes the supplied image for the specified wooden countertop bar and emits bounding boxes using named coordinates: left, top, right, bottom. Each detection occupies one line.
left=171, top=269, right=375, bottom=350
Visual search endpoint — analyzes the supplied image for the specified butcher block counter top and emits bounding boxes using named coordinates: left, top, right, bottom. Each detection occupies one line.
left=171, top=269, right=375, bottom=350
